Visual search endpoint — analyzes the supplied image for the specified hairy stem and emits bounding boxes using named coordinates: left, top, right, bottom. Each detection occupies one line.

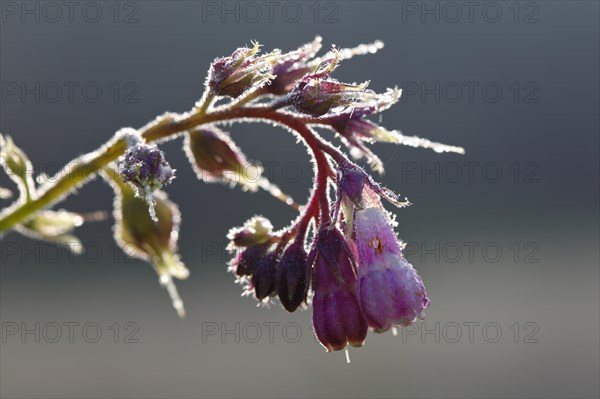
left=0, top=105, right=342, bottom=234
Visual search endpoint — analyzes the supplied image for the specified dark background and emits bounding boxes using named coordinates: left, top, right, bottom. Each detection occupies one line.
left=1, top=1, right=599, bottom=398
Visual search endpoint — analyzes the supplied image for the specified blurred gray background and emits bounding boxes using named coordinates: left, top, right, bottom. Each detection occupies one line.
left=1, top=1, right=598, bottom=398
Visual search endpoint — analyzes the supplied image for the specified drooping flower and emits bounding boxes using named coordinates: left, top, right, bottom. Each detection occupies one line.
left=312, top=228, right=367, bottom=351
left=276, top=242, right=308, bottom=312
left=207, top=41, right=280, bottom=98
left=354, top=207, right=429, bottom=332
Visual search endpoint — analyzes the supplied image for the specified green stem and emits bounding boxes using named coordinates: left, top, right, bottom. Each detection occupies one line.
left=0, top=140, right=127, bottom=233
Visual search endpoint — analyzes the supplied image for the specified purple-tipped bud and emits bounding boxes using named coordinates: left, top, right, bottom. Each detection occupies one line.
left=269, top=36, right=323, bottom=95
left=291, top=78, right=375, bottom=117
left=185, top=126, right=260, bottom=191
left=288, top=54, right=375, bottom=117
left=339, top=168, right=366, bottom=206
left=312, top=228, right=367, bottom=351
left=354, top=208, right=429, bottom=332
left=207, top=42, right=279, bottom=98
left=119, top=142, right=174, bottom=194
left=229, top=243, right=270, bottom=277
left=252, top=252, right=278, bottom=301
left=276, top=243, right=308, bottom=312
left=227, top=215, right=274, bottom=247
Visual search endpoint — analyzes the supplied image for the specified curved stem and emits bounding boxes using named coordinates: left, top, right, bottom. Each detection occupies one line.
left=0, top=106, right=339, bottom=233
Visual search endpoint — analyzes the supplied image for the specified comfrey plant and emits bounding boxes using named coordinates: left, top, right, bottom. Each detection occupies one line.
left=0, top=37, right=464, bottom=352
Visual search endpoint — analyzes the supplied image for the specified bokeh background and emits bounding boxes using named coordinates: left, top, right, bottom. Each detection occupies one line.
left=1, top=1, right=598, bottom=398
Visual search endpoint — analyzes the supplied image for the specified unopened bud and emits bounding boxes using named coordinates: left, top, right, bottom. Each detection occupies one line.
left=252, top=252, right=278, bottom=301
left=289, top=55, right=377, bottom=117
left=185, top=126, right=260, bottom=191
left=119, top=141, right=174, bottom=194
left=229, top=243, right=270, bottom=277
left=276, top=243, right=308, bottom=312
left=207, top=42, right=279, bottom=98
left=269, top=36, right=323, bottom=95
left=106, top=168, right=188, bottom=318
left=227, top=215, right=274, bottom=247
left=338, top=168, right=366, bottom=206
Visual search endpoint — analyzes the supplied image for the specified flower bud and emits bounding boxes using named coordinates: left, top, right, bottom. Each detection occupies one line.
left=312, top=228, right=367, bottom=351
left=227, top=215, right=273, bottom=247
left=119, top=141, right=174, bottom=194
left=0, top=134, right=35, bottom=200
left=185, top=126, right=260, bottom=191
left=276, top=243, right=308, bottom=312
left=118, top=135, right=175, bottom=222
left=291, top=78, right=374, bottom=117
left=354, top=208, right=429, bottom=332
left=338, top=168, right=366, bottom=206
left=207, top=42, right=280, bottom=98
left=268, top=36, right=323, bottom=95
left=252, top=252, right=278, bottom=301
left=229, top=243, right=270, bottom=277
left=107, top=168, right=188, bottom=318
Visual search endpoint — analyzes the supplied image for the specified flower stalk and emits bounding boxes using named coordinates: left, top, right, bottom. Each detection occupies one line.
left=1, top=38, right=464, bottom=351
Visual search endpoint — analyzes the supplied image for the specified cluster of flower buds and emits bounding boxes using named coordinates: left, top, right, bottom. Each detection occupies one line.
left=227, top=163, right=430, bottom=352
left=202, top=38, right=465, bottom=353
left=118, top=128, right=175, bottom=221
left=227, top=216, right=309, bottom=312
